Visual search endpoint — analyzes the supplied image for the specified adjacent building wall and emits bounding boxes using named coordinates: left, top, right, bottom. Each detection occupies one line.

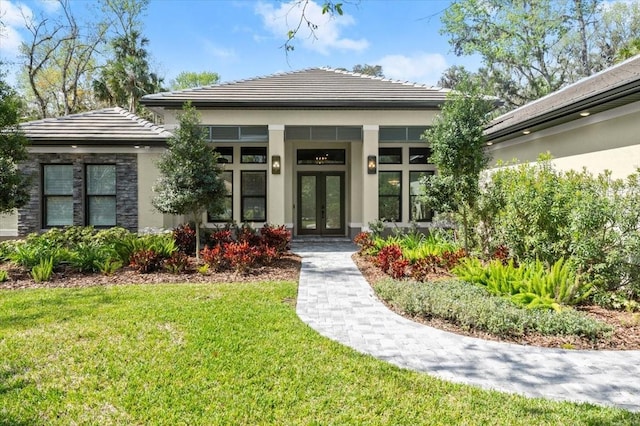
left=488, top=103, right=640, bottom=179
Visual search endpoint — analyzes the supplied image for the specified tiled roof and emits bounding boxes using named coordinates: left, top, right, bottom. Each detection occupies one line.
left=141, top=67, right=451, bottom=109
left=486, top=55, right=640, bottom=142
left=19, top=107, right=172, bottom=145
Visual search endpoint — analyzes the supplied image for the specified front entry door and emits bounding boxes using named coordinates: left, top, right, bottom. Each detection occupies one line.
left=297, top=172, right=345, bottom=235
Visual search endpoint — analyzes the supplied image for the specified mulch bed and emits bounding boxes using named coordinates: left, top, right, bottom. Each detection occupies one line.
left=0, top=253, right=301, bottom=291
left=352, top=252, right=640, bottom=351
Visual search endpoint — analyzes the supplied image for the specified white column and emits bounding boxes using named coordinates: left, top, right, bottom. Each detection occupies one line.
left=362, top=124, right=379, bottom=230
left=268, top=124, right=286, bottom=225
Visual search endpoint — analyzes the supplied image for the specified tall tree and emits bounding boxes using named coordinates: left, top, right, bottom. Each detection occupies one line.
left=441, top=0, right=640, bottom=109
left=152, top=103, right=226, bottom=259
left=421, top=80, right=495, bottom=251
left=170, top=71, right=220, bottom=90
left=0, top=67, right=31, bottom=213
left=20, top=0, right=107, bottom=118
left=93, top=0, right=163, bottom=114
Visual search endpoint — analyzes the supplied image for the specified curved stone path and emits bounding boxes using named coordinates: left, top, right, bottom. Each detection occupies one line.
left=293, top=242, right=640, bottom=412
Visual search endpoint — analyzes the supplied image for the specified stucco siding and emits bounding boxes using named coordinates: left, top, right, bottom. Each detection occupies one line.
left=0, top=211, right=18, bottom=238
left=488, top=104, right=640, bottom=178
left=163, top=109, right=438, bottom=128
left=136, top=151, right=167, bottom=231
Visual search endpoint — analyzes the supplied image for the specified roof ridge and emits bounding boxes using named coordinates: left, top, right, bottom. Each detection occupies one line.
left=114, top=107, right=170, bottom=135
left=319, top=66, right=443, bottom=91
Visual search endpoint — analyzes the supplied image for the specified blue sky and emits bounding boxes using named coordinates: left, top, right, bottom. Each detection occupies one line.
left=1, top=0, right=481, bottom=87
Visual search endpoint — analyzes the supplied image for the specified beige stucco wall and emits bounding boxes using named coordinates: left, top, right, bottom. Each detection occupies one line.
left=0, top=210, right=18, bottom=238
left=163, top=109, right=438, bottom=128
left=488, top=102, right=640, bottom=179
left=136, top=150, right=169, bottom=231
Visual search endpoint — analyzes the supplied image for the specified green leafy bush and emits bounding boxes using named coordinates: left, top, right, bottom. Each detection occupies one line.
left=478, top=158, right=640, bottom=299
left=95, top=258, right=123, bottom=276
left=9, top=242, right=68, bottom=269
left=374, top=279, right=611, bottom=339
left=69, top=242, right=116, bottom=273
left=453, top=258, right=591, bottom=310
left=31, top=257, right=54, bottom=282
left=0, top=269, right=8, bottom=282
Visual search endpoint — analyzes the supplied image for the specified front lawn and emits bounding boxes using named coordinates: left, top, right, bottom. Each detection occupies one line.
left=1, top=282, right=637, bottom=425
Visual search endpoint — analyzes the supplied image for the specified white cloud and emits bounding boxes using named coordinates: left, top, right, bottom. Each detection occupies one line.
left=37, top=0, right=61, bottom=14
left=378, top=53, right=448, bottom=85
left=254, top=0, right=368, bottom=55
left=0, top=1, right=32, bottom=57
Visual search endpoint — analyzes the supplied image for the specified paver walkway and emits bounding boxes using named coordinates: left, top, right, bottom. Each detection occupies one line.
left=293, top=241, right=640, bottom=412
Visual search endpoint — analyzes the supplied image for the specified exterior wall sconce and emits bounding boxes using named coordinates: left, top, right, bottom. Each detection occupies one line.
left=271, top=155, right=281, bottom=174
left=367, top=155, right=377, bottom=174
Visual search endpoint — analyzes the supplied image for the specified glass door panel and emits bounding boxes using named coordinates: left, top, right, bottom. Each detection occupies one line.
left=300, top=175, right=317, bottom=231
left=324, top=175, right=342, bottom=230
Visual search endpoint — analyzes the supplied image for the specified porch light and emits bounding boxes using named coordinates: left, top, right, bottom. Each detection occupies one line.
left=367, top=155, right=377, bottom=174
left=271, top=155, right=281, bottom=174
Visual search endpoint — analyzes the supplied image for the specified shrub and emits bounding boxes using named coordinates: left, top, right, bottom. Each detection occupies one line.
left=69, top=242, right=115, bottom=273
left=129, top=249, right=162, bottom=274
left=173, top=224, right=196, bottom=255
left=353, top=232, right=374, bottom=254
left=259, top=223, right=291, bottom=254
left=164, top=251, right=192, bottom=274
left=258, top=246, right=279, bottom=266
left=9, top=243, right=68, bottom=270
left=410, top=255, right=442, bottom=281
left=0, top=269, right=8, bottom=282
left=95, top=258, right=123, bottom=276
left=224, top=241, right=259, bottom=274
left=236, top=223, right=261, bottom=247
left=31, top=257, right=54, bottom=282
left=374, top=279, right=611, bottom=339
left=210, top=229, right=234, bottom=247
left=375, top=244, right=403, bottom=274
left=453, top=258, right=592, bottom=310
left=93, top=227, right=134, bottom=248
left=201, top=245, right=226, bottom=271
left=389, top=258, right=409, bottom=279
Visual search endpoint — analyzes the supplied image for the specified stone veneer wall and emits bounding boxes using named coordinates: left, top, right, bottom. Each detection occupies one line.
left=19, top=153, right=138, bottom=236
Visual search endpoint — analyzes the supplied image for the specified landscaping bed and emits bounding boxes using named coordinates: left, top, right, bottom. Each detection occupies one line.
left=353, top=252, right=640, bottom=351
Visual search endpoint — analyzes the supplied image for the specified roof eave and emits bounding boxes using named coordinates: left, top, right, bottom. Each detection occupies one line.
left=485, top=80, right=640, bottom=144
left=139, top=99, right=446, bottom=109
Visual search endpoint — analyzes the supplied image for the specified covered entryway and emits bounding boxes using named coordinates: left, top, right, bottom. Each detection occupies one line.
left=297, top=172, right=345, bottom=235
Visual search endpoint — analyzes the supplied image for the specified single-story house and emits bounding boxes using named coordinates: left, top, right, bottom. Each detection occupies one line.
left=485, top=54, right=640, bottom=177
left=1, top=68, right=448, bottom=238
left=4, top=57, right=637, bottom=240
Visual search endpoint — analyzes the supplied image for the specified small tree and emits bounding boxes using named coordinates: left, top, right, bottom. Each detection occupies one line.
left=421, top=80, right=495, bottom=252
left=152, top=102, right=225, bottom=259
left=0, top=69, right=31, bottom=213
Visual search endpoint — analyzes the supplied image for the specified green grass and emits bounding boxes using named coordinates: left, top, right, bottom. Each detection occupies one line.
left=0, top=282, right=637, bottom=425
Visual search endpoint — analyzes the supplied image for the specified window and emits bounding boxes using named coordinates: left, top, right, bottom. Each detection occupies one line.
left=241, top=147, right=267, bottom=163
left=241, top=171, right=266, bottom=221
left=296, top=149, right=346, bottom=165
left=86, top=165, right=116, bottom=227
left=214, top=147, right=233, bottom=164
left=409, top=147, right=432, bottom=164
left=43, top=164, right=74, bottom=227
left=410, top=171, right=434, bottom=222
left=379, top=171, right=401, bottom=222
left=208, top=171, right=233, bottom=222
left=379, top=147, right=402, bottom=164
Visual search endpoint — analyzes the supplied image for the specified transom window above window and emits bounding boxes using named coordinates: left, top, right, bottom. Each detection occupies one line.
left=409, top=147, right=433, bottom=164
left=241, top=147, right=267, bottom=163
left=203, top=126, right=269, bottom=142
left=379, top=147, right=402, bottom=164
left=297, top=149, right=346, bottom=165
left=214, top=147, right=233, bottom=163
